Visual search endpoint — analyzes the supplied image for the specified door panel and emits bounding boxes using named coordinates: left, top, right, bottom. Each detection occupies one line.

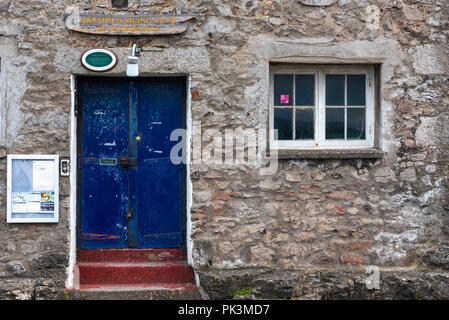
left=136, top=79, right=185, bottom=248
left=80, top=80, right=129, bottom=249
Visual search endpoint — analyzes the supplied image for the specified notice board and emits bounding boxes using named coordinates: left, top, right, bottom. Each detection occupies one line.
left=7, top=155, right=59, bottom=223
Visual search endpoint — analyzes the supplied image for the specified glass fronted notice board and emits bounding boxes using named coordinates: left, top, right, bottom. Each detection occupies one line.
left=7, top=155, right=59, bottom=223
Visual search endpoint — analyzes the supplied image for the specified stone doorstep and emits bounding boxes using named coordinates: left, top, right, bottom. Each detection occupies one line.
left=65, top=284, right=201, bottom=300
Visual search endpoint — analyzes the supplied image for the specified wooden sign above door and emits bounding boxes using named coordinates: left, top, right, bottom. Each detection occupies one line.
left=65, top=12, right=195, bottom=36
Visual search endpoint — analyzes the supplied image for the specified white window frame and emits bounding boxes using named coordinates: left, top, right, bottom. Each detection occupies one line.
left=7, top=154, right=59, bottom=223
left=269, top=65, right=375, bottom=150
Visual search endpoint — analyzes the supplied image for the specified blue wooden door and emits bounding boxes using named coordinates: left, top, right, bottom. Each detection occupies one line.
left=79, top=78, right=186, bottom=249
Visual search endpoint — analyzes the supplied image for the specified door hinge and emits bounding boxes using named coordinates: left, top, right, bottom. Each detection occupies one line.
left=127, top=208, right=133, bottom=219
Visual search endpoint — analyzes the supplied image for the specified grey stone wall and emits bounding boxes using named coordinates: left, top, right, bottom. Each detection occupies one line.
left=0, top=0, right=448, bottom=299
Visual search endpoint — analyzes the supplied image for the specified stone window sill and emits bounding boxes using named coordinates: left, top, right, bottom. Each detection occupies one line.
left=275, top=149, right=384, bottom=160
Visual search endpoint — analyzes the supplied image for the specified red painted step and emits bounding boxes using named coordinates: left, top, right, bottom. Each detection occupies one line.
left=78, top=249, right=186, bottom=263
left=78, top=261, right=195, bottom=285
left=73, top=249, right=198, bottom=299
left=76, top=249, right=195, bottom=286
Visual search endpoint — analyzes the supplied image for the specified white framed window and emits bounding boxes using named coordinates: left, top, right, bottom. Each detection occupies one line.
left=269, top=65, right=376, bottom=150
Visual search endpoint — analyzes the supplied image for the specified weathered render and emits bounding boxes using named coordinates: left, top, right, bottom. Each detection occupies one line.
left=0, top=0, right=448, bottom=299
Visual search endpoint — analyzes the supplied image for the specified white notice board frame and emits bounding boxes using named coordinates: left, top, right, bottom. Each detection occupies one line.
left=7, top=154, right=59, bottom=223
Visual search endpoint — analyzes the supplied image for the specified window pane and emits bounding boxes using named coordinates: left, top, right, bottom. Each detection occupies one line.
left=347, top=74, right=366, bottom=106
left=295, top=109, right=314, bottom=140
left=274, top=74, right=293, bottom=106
left=326, top=108, right=345, bottom=139
left=12, top=160, right=33, bottom=192
left=295, top=75, right=315, bottom=106
left=326, top=74, right=345, bottom=106
left=274, top=108, right=293, bottom=140
left=347, top=108, right=366, bottom=139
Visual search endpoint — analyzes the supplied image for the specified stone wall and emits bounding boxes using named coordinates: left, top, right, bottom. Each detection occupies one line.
left=0, top=0, right=448, bottom=299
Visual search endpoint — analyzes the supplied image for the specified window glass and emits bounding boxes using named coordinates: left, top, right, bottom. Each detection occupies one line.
left=295, top=109, right=314, bottom=140
left=347, top=108, right=366, bottom=139
left=326, top=75, right=345, bottom=106
left=326, top=108, right=345, bottom=139
left=274, top=108, right=293, bottom=140
left=295, top=75, right=315, bottom=106
left=274, top=74, right=293, bottom=106
left=12, top=160, right=33, bottom=193
left=347, top=74, right=366, bottom=106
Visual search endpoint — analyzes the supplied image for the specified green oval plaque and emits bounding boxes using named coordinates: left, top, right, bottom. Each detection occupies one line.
left=81, top=49, right=117, bottom=72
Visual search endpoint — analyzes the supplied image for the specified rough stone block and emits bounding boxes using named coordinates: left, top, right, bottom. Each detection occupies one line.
left=111, top=0, right=128, bottom=8
left=410, top=45, right=449, bottom=75
left=298, top=0, right=335, bottom=6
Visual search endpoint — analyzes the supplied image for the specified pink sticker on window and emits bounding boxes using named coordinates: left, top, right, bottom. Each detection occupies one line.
left=280, top=95, right=289, bottom=104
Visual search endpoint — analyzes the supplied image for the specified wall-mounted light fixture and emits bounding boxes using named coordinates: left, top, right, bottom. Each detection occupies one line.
left=126, top=44, right=141, bottom=77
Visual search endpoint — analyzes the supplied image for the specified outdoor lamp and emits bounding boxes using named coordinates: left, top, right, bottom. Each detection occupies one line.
left=127, top=44, right=140, bottom=77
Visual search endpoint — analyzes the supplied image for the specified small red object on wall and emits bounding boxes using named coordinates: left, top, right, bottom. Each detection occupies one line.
left=191, top=90, right=200, bottom=100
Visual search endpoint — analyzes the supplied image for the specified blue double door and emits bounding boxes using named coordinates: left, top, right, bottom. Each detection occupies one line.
left=78, top=77, right=186, bottom=249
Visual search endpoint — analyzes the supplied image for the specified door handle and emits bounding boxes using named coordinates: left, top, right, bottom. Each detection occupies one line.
left=119, top=156, right=138, bottom=168
left=136, top=132, right=143, bottom=143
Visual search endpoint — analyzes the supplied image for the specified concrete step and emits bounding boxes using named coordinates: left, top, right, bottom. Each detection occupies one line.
left=77, top=261, right=195, bottom=285
left=66, top=284, right=201, bottom=300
